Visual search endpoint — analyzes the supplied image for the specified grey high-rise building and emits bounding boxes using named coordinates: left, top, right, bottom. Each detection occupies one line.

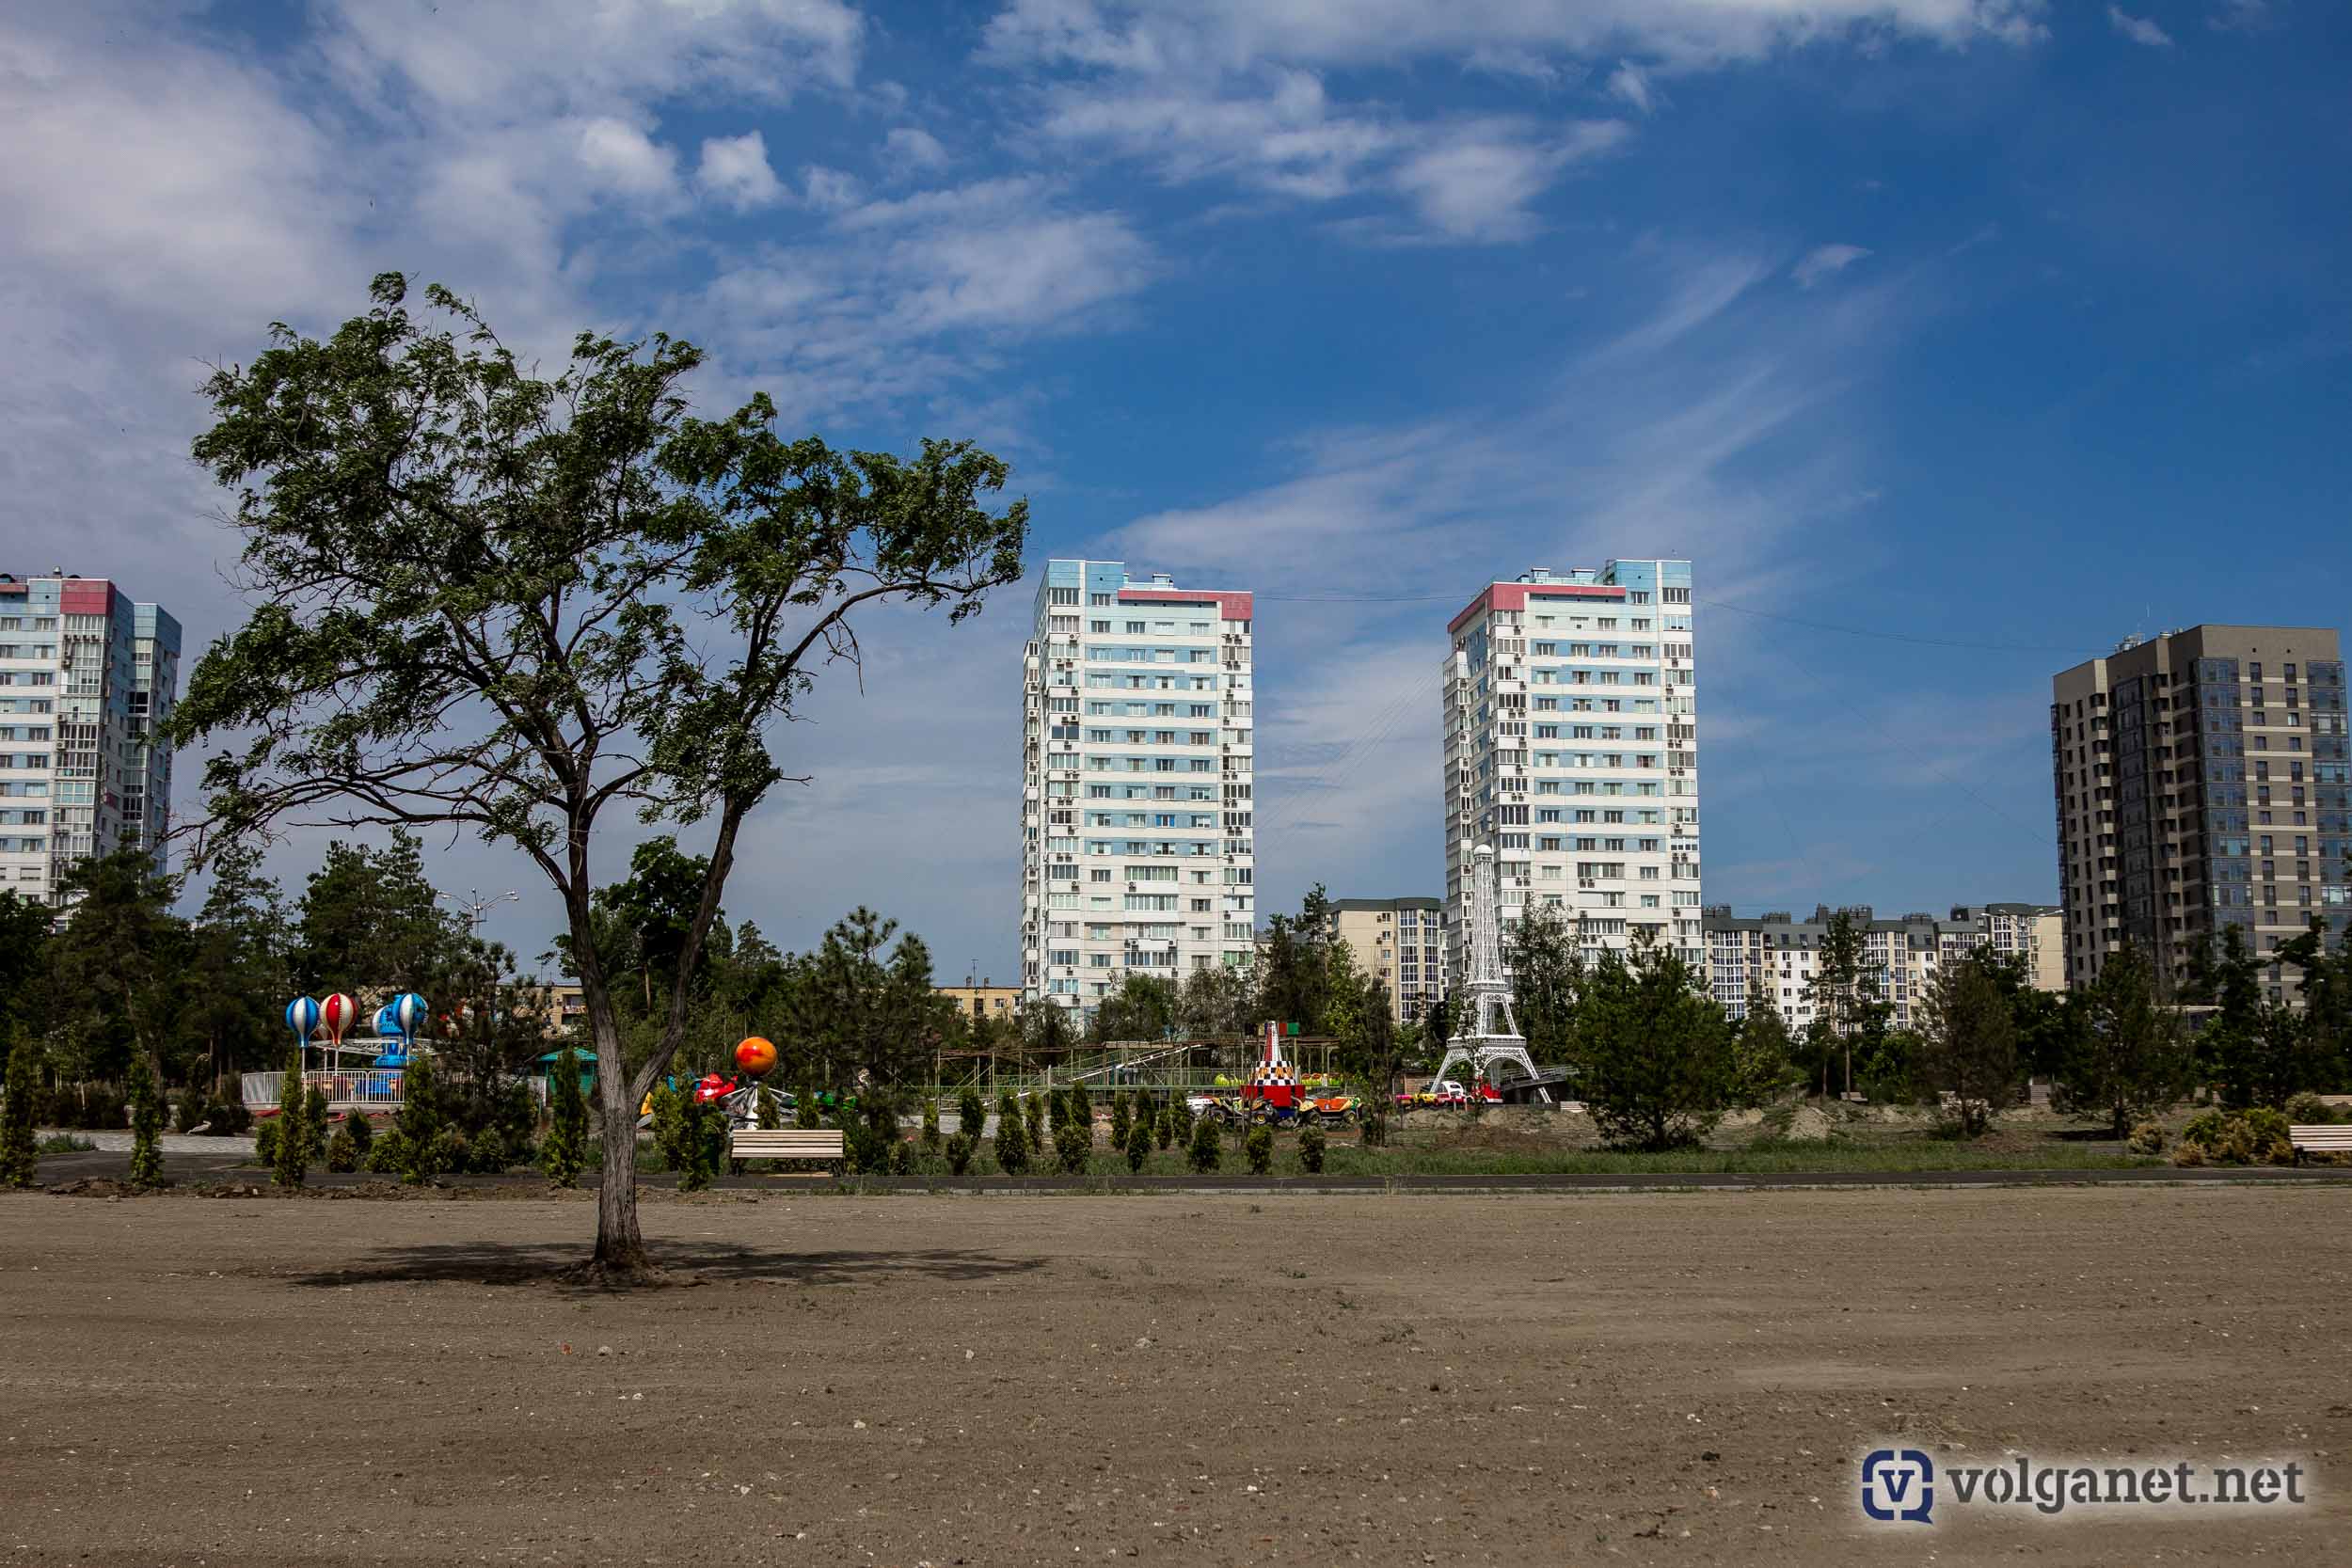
left=2051, top=626, right=2348, bottom=1003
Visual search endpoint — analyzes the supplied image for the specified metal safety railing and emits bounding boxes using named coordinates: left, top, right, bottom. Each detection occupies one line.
left=241, top=1070, right=549, bottom=1114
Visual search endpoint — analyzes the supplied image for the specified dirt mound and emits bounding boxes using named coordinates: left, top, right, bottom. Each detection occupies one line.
left=1781, top=1103, right=1836, bottom=1142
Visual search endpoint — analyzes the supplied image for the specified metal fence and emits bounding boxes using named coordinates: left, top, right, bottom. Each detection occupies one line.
left=241, top=1070, right=549, bottom=1114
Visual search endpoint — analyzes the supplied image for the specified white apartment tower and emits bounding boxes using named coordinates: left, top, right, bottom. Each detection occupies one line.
left=0, top=572, right=181, bottom=905
left=1021, top=560, right=1257, bottom=1016
left=1442, top=562, right=1700, bottom=981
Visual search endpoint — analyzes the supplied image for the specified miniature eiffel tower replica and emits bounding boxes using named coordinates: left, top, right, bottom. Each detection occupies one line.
left=1429, top=844, right=1549, bottom=1100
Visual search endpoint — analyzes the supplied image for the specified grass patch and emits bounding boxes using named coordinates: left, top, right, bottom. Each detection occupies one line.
left=38, top=1132, right=99, bottom=1154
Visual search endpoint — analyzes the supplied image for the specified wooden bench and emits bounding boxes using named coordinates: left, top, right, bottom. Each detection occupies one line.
left=2289, top=1125, right=2352, bottom=1162
left=728, top=1129, right=847, bottom=1163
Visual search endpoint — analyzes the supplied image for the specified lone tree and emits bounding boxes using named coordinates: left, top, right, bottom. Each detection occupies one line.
left=167, top=276, right=1025, bottom=1281
left=1571, top=937, right=1734, bottom=1152
left=1917, top=951, right=2018, bottom=1136
left=2060, top=940, right=2193, bottom=1137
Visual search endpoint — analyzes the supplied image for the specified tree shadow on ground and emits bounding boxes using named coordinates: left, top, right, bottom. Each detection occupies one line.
left=283, top=1241, right=1045, bottom=1291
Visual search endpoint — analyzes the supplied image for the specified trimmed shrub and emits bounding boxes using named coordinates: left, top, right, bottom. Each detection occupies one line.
left=2170, top=1139, right=2206, bottom=1168
left=958, top=1085, right=984, bottom=1140
left=2285, top=1093, right=2346, bottom=1126
left=1186, top=1116, right=1220, bottom=1174
left=175, top=1082, right=210, bottom=1135
left=127, top=1053, right=165, bottom=1187
left=397, top=1055, right=447, bottom=1184
left=470, top=1129, right=511, bottom=1175
left=2126, top=1121, right=2166, bottom=1155
left=1109, top=1091, right=1130, bottom=1152
left=921, top=1097, right=942, bottom=1151
left=1171, top=1096, right=1195, bottom=1146
left=1053, top=1114, right=1092, bottom=1174
left=203, top=1098, right=252, bottom=1137
left=365, top=1127, right=409, bottom=1175
left=345, top=1108, right=374, bottom=1162
left=796, top=1083, right=821, bottom=1129
left=1069, top=1079, right=1091, bottom=1130
left=1125, top=1113, right=1152, bottom=1173
left=273, top=1052, right=308, bottom=1187
left=302, top=1085, right=332, bottom=1168
left=325, top=1123, right=359, bottom=1173
left=993, top=1097, right=1032, bottom=1176
left=1298, top=1122, right=1327, bottom=1174
left=425, top=1126, right=466, bottom=1180
left=1244, top=1124, right=1274, bottom=1175
left=1024, top=1092, right=1046, bottom=1149
left=946, top=1133, right=975, bottom=1176
left=2180, top=1106, right=2295, bottom=1165
left=1156, top=1104, right=1176, bottom=1151
left=253, top=1117, right=282, bottom=1168
left=890, top=1135, right=918, bottom=1176
left=542, top=1047, right=588, bottom=1186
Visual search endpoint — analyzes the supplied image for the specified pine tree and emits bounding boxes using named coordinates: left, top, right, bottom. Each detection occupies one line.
left=648, top=1082, right=687, bottom=1173
left=1069, top=1078, right=1091, bottom=1130
left=303, top=1085, right=332, bottom=1168
left=1244, top=1123, right=1274, bottom=1175
left=958, top=1084, right=984, bottom=1139
left=127, top=1051, right=165, bottom=1187
left=541, top=1045, right=588, bottom=1187
left=755, top=1081, right=783, bottom=1131
left=921, top=1096, right=942, bottom=1151
left=273, top=1046, right=309, bottom=1186
left=345, top=1105, right=374, bottom=1163
left=1053, top=1111, right=1091, bottom=1174
left=1186, top=1115, right=1220, bottom=1174
left=1109, top=1090, right=1131, bottom=1151
left=1124, top=1112, right=1152, bottom=1173
left=993, top=1088, right=1030, bottom=1175
left=1024, top=1091, right=1046, bottom=1148
left=397, top=1052, right=448, bottom=1184
left=796, top=1082, right=821, bottom=1129
left=1156, top=1103, right=1177, bottom=1150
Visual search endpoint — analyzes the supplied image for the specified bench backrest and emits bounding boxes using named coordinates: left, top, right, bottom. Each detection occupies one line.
left=2287, top=1124, right=2352, bottom=1149
left=728, top=1129, right=847, bottom=1158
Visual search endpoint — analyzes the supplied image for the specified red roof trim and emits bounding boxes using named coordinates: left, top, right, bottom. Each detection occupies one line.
left=1447, top=581, right=1626, bottom=634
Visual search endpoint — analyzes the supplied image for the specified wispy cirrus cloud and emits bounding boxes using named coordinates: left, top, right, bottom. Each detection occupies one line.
left=1792, top=243, right=1873, bottom=287
left=2107, top=6, right=2177, bottom=46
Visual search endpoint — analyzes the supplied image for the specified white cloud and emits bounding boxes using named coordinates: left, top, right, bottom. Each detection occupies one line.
left=2107, top=6, right=2176, bottom=45
left=696, top=130, right=786, bottom=210
left=1792, top=243, right=1872, bottom=287
left=2207, top=0, right=2272, bottom=31
left=1390, top=119, right=1629, bottom=241
left=883, top=125, right=951, bottom=174
left=803, top=164, right=866, bottom=212
left=982, top=0, right=2050, bottom=74
left=576, top=116, right=678, bottom=199
left=1607, top=59, right=1656, bottom=114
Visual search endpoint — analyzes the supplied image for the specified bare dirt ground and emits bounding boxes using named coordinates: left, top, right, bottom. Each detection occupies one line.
left=3, top=1186, right=2347, bottom=1566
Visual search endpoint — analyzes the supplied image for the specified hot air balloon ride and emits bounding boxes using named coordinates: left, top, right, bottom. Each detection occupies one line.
left=320, top=992, right=358, bottom=1046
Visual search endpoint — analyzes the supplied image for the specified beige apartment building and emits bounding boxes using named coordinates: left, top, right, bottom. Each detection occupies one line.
left=1327, top=897, right=1447, bottom=1026
left=2052, top=626, right=2347, bottom=1002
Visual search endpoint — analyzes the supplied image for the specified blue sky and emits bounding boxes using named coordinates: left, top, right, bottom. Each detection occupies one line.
left=3, top=0, right=2346, bottom=983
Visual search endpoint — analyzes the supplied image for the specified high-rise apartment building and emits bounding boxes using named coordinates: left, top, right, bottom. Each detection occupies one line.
left=1441, top=562, right=1700, bottom=983
left=1020, top=560, right=1256, bottom=1015
left=1327, top=896, right=1447, bottom=1027
left=0, top=572, right=181, bottom=905
left=2053, top=626, right=2347, bottom=1003
left=1705, top=902, right=2062, bottom=1030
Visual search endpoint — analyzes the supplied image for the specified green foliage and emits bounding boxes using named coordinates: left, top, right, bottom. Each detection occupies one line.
left=292, top=833, right=469, bottom=999
left=921, top=1097, right=941, bottom=1151
left=303, top=1085, right=332, bottom=1167
left=2058, top=941, right=2194, bottom=1137
left=958, top=1085, right=984, bottom=1140
left=1124, top=1113, right=1152, bottom=1173
left=253, top=1117, right=281, bottom=1168
left=946, top=1133, right=975, bottom=1176
left=467, top=1129, right=508, bottom=1175
left=1507, top=902, right=1585, bottom=1064
left=993, top=1090, right=1031, bottom=1175
left=167, top=273, right=1029, bottom=1274
left=889, top=1136, right=918, bottom=1176
left=2, top=1029, right=40, bottom=1188
left=755, top=1081, right=783, bottom=1132
left=345, top=1108, right=374, bottom=1160
left=2179, top=1105, right=2295, bottom=1165
left=1109, top=1090, right=1130, bottom=1151
left=542, top=1047, right=589, bottom=1186
left=127, top=1053, right=165, bottom=1187
left=176, top=1082, right=211, bottom=1135
left=1727, top=1003, right=1794, bottom=1109
left=1069, top=1078, right=1091, bottom=1128
left=326, top=1122, right=359, bottom=1173
left=2127, top=1120, right=2167, bottom=1155
left=1156, top=1104, right=1177, bottom=1150
left=424, top=1126, right=466, bottom=1180
left=2286, top=1092, right=2348, bottom=1126
left=1024, top=1091, right=1046, bottom=1148
left=396, top=1053, right=448, bottom=1184
left=796, top=1083, right=821, bottom=1129
left=1297, top=1122, right=1327, bottom=1174
left=1053, top=1114, right=1092, bottom=1174
left=1572, top=941, right=1735, bottom=1151
left=1918, top=955, right=2019, bottom=1136
left=1243, top=1124, right=1274, bottom=1175
left=365, top=1127, right=408, bottom=1175
left=1091, top=974, right=1180, bottom=1043
left=272, top=1049, right=309, bottom=1187
left=648, top=1082, right=689, bottom=1178
left=1168, top=1096, right=1192, bottom=1148
left=1186, top=1115, right=1221, bottom=1174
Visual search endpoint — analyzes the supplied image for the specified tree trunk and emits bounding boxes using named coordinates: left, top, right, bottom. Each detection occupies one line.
left=570, top=883, right=656, bottom=1283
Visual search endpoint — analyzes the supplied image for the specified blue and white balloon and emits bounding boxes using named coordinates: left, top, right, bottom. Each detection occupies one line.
left=373, top=1004, right=399, bottom=1039
left=392, top=992, right=429, bottom=1038
left=285, top=995, right=322, bottom=1043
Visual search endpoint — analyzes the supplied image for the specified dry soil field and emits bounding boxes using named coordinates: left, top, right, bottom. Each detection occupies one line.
left=3, top=1184, right=2348, bottom=1565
